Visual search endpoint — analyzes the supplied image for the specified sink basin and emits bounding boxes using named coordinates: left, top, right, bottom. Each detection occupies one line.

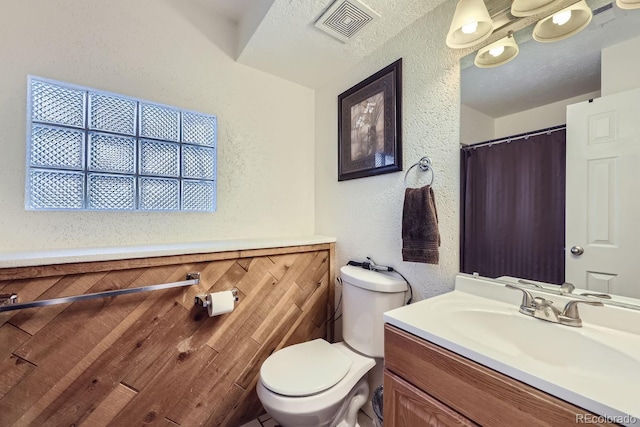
left=445, top=308, right=640, bottom=383
left=383, top=274, right=640, bottom=422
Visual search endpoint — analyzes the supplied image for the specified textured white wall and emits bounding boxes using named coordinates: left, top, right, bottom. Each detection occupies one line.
left=460, top=104, right=495, bottom=145
left=602, top=35, right=640, bottom=96
left=315, top=1, right=462, bottom=300
left=0, top=0, right=315, bottom=252
left=494, top=91, right=600, bottom=138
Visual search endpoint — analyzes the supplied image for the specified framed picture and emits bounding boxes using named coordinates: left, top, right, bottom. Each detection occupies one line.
left=338, top=58, right=402, bottom=181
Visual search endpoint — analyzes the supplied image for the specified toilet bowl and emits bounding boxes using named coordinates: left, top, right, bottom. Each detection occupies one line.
left=256, top=340, right=375, bottom=427
left=256, top=266, right=408, bottom=427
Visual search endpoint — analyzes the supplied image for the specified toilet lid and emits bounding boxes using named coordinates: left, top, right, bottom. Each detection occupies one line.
left=260, top=339, right=352, bottom=397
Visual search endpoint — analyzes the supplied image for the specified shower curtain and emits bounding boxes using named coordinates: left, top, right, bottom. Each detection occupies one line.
left=460, top=128, right=566, bottom=284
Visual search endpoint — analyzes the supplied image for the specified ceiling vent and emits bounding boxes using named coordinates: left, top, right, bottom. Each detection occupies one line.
left=314, top=0, right=380, bottom=43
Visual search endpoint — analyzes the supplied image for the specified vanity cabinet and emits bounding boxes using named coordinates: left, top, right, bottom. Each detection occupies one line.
left=384, top=371, right=477, bottom=426
left=384, top=325, right=613, bottom=426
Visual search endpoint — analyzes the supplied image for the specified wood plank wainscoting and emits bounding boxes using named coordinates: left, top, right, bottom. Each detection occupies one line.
left=0, top=242, right=335, bottom=426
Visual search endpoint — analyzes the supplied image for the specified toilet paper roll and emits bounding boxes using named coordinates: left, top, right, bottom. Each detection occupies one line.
left=206, top=290, right=236, bottom=317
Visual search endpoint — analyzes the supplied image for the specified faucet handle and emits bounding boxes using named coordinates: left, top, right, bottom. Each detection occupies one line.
left=505, top=284, right=535, bottom=315
left=580, top=292, right=612, bottom=299
left=562, top=299, right=604, bottom=318
left=560, top=282, right=575, bottom=294
left=560, top=300, right=603, bottom=327
left=517, top=279, right=543, bottom=289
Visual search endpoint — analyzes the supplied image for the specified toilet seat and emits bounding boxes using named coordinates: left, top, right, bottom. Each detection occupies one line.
left=260, top=339, right=352, bottom=397
left=257, top=341, right=376, bottom=426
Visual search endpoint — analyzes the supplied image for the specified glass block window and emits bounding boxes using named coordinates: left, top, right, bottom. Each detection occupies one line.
left=26, top=76, right=217, bottom=211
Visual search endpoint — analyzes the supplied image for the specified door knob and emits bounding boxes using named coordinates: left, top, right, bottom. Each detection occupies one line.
left=570, top=246, right=584, bottom=256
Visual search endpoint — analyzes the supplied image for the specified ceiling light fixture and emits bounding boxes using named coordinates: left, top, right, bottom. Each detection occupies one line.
left=616, top=0, right=640, bottom=8
left=446, top=0, right=494, bottom=48
left=533, top=0, right=593, bottom=42
left=489, top=45, right=505, bottom=56
left=474, top=32, right=519, bottom=68
left=462, top=21, right=480, bottom=34
left=511, top=0, right=559, bottom=17
left=552, top=9, right=572, bottom=25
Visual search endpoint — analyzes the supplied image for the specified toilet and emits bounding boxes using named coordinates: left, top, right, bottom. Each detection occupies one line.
left=256, top=265, right=408, bottom=427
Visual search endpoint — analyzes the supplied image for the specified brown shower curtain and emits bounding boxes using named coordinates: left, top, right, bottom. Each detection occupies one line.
left=460, top=128, right=566, bottom=284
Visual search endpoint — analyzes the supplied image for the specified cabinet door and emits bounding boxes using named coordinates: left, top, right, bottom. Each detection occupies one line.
left=384, top=370, right=477, bottom=427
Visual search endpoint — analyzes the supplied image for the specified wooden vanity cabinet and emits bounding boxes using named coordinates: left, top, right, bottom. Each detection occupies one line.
left=384, top=371, right=477, bottom=426
left=384, top=325, right=613, bottom=427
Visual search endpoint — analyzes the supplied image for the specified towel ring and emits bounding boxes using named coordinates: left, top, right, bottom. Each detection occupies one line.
left=404, top=157, right=434, bottom=187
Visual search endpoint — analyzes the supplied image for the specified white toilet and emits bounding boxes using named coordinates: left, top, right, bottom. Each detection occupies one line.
left=256, top=265, right=407, bottom=427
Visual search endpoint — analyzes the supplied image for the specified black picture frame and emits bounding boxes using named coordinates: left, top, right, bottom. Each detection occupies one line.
left=338, top=58, right=402, bottom=181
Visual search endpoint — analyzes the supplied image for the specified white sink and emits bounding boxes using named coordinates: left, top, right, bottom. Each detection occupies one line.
left=384, top=274, right=640, bottom=424
left=446, top=307, right=640, bottom=381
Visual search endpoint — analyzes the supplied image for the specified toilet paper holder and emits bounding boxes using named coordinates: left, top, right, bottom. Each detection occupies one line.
left=194, top=288, right=239, bottom=309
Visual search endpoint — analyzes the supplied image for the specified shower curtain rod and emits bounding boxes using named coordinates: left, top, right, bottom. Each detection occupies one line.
left=461, top=124, right=566, bottom=150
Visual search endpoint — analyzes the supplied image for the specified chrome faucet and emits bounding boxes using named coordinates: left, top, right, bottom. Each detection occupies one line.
left=560, top=282, right=575, bottom=294
left=580, top=292, right=612, bottom=299
left=517, top=279, right=544, bottom=289
left=506, top=285, right=603, bottom=327
left=560, top=281, right=612, bottom=299
left=532, top=297, right=562, bottom=322
left=505, top=284, right=535, bottom=315
left=559, top=300, right=604, bottom=327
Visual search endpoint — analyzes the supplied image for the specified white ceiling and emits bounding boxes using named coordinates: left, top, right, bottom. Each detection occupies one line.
left=193, top=0, right=449, bottom=88
left=190, top=0, right=257, bottom=23
left=192, top=0, right=640, bottom=115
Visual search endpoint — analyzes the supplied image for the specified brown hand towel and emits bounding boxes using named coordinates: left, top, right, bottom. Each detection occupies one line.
left=402, top=185, right=440, bottom=264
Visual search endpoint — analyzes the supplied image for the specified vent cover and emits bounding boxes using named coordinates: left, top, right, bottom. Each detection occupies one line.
left=314, top=0, right=380, bottom=43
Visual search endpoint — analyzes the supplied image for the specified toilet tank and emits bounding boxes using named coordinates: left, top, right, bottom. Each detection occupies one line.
left=340, top=265, right=407, bottom=358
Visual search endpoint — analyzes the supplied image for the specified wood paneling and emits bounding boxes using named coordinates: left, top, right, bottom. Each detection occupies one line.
left=385, top=325, right=612, bottom=426
left=0, top=244, right=333, bottom=427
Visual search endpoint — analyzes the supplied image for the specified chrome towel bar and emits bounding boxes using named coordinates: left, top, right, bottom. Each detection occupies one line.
left=0, top=272, right=200, bottom=313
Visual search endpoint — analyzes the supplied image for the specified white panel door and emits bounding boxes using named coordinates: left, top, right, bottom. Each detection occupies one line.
left=566, top=88, right=640, bottom=298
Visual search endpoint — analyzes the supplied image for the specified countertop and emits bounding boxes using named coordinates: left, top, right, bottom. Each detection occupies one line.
left=0, top=235, right=336, bottom=268
left=384, top=274, right=640, bottom=425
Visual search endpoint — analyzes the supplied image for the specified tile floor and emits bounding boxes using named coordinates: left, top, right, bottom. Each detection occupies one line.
left=240, top=412, right=279, bottom=427
left=240, top=410, right=374, bottom=427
